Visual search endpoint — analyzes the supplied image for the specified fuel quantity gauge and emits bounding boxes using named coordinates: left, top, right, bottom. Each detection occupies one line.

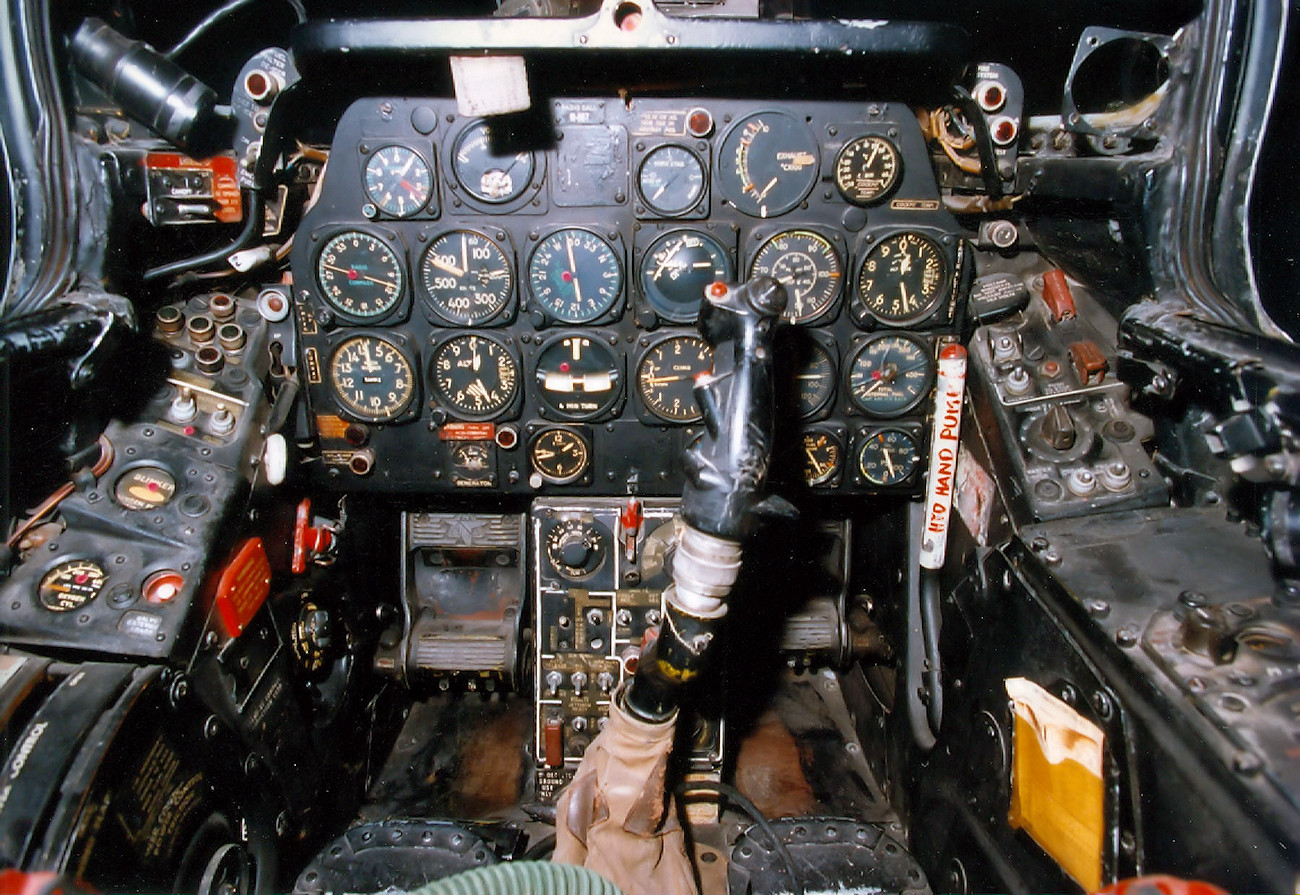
left=847, top=333, right=934, bottom=418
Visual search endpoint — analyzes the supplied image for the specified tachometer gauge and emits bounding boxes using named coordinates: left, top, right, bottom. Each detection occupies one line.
left=637, top=145, right=706, bottom=217
left=452, top=120, right=535, bottom=205
left=834, top=135, right=901, bottom=206
left=328, top=335, right=416, bottom=422
left=530, top=427, right=591, bottom=485
left=793, top=339, right=837, bottom=418
left=855, top=232, right=950, bottom=325
left=857, top=427, right=921, bottom=487
left=430, top=333, right=520, bottom=420
left=316, top=231, right=405, bottom=320
left=718, top=111, right=819, bottom=218
left=39, top=559, right=107, bottom=612
left=801, top=429, right=843, bottom=486
left=640, top=231, right=731, bottom=323
left=528, top=229, right=623, bottom=324
left=364, top=145, right=433, bottom=218
left=637, top=334, right=712, bottom=423
left=846, top=333, right=934, bottom=418
left=419, top=230, right=513, bottom=325
left=535, top=335, right=622, bottom=419
left=749, top=229, right=843, bottom=324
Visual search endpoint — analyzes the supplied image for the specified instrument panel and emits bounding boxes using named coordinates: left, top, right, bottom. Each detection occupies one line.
left=290, top=97, right=970, bottom=496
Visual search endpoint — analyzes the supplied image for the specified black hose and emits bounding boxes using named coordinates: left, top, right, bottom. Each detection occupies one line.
left=919, top=571, right=944, bottom=738
left=141, top=188, right=265, bottom=283
left=951, top=85, right=1004, bottom=200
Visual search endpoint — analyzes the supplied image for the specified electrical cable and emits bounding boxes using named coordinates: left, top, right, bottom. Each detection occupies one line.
left=142, top=188, right=265, bottom=283
left=7, top=434, right=114, bottom=549
left=676, top=780, right=804, bottom=895
left=521, top=833, right=556, bottom=861
left=166, top=0, right=306, bottom=60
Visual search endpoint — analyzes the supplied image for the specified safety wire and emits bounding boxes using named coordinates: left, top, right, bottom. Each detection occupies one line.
left=676, top=780, right=804, bottom=895
left=6, top=434, right=114, bottom=549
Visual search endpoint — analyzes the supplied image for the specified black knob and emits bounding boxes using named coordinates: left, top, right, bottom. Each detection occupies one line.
left=560, top=538, right=592, bottom=569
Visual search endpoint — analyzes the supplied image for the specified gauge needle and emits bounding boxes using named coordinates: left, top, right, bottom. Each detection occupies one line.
left=321, top=263, right=397, bottom=290
left=900, top=282, right=912, bottom=306
left=755, top=177, right=779, bottom=201
left=795, top=373, right=824, bottom=379
left=882, top=447, right=897, bottom=477
left=467, top=379, right=490, bottom=402
left=644, top=374, right=690, bottom=385
left=653, top=238, right=686, bottom=279
left=462, top=234, right=469, bottom=273
left=535, top=449, right=555, bottom=459
left=399, top=154, right=415, bottom=177
left=805, top=445, right=826, bottom=474
left=429, top=257, right=466, bottom=277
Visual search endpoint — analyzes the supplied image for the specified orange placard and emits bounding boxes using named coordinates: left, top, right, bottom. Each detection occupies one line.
left=439, top=422, right=495, bottom=441
left=214, top=538, right=271, bottom=637
left=145, top=152, right=243, bottom=223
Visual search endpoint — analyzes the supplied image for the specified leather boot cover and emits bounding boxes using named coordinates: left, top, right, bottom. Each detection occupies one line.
left=552, top=693, right=697, bottom=895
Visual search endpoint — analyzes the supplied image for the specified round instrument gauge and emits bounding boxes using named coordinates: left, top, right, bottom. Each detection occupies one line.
left=328, top=335, right=417, bottom=422
left=39, top=559, right=107, bottom=612
left=528, top=229, right=623, bottom=324
left=430, top=333, right=520, bottom=420
left=847, top=333, right=934, bottom=418
left=801, top=429, right=843, bottom=486
left=364, top=145, right=433, bottom=218
left=545, top=517, right=608, bottom=580
left=855, top=232, right=950, bottom=325
left=638, top=145, right=706, bottom=216
left=637, top=335, right=713, bottom=423
left=749, top=229, right=843, bottom=324
left=858, top=428, right=921, bottom=487
left=535, top=335, right=622, bottom=419
left=316, top=231, right=405, bottom=320
left=640, top=231, right=732, bottom=323
left=114, top=466, right=177, bottom=511
left=530, top=427, right=592, bottom=485
left=452, top=121, right=535, bottom=204
left=719, top=111, right=819, bottom=218
left=419, top=230, right=513, bottom=325
left=833, top=135, right=902, bottom=206
left=793, top=339, right=837, bottom=418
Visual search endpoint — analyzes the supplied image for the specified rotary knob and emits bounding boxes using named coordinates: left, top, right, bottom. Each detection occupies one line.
left=545, top=518, right=608, bottom=580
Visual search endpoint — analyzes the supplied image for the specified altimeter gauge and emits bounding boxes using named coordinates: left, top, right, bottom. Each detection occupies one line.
left=430, top=333, right=520, bottom=420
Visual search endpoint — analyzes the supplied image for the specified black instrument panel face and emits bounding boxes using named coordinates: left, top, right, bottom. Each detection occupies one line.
left=290, top=97, right=969, bottom=496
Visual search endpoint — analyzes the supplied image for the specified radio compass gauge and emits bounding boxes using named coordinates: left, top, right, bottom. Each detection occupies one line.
left=637, top=145, right=706, bottom=217
left=847, top=333, right=934, bottom=418
left=419, top=230, right=513, bottom=325
left=801, top=429, right=843, bottom=486
left=39, top=559, right=107, bottom=612
left=430, top=333, right=520, bottom=420
left=452, top=120, right=535, bottom=205
left=855, top=232, right=950, bottom=325
left=640, top=231, right=731, bottom=323
left=364, top=145, right=432, bottom=218
left=535, top=335, right=622, bottom=419
left=637, top=335, right=712, bottom=423
left=719, top=111, right=819, bottom=218
left=858, top=427, right=921, bottom=487
left=793, top=339, right=837, bottom=418
left=749, top=229, right=843, bottom=324
left=834, top=135, right=902, bottom=206
left=528, top=229, right=623, bottom=324
left=316, top=231, right=405, bottom=320
left=530, top=427, right=591, bottom=485
left=328, top=335, right=417, bottom=422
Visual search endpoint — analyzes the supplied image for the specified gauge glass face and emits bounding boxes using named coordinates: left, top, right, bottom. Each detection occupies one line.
left=638, top=145, right=706, bottom=216
left=329, top=335, right=416, bottom=422
left=855, top=232, right=949, bottom=324
left=528, top=229, right=623, bottom=324
left=364, top=145, right=433, bottom=217
left=637, top=335, right=713, bottom=423
left=718, top=111, right=819, bottom=218
left=114, top=466, right=177, bottom=511
left=640, top=231, right=731, bottom=323
left=530, top=427, right=592, bottom=484
left=535, top=335, right=622, bottom=419
left=39, top=559, right=107, bottom=612
left=858, top=428, right=921, bottom=486
left=847, top=333, right=934, bottom=417
left=420, top=230, right=513, bottom=325
left=430, top=333, right=520, bottom=420
left=834, top=135, right=901, bottom=206
left=316, top=231, right=404, bottom=320
left=793, top=339, right=836, bottom=418
left=749, top=230, right=843, bottom=324
left=801, top=429, right=843, bottom=486
left=452, top=121, right=535, bottom=204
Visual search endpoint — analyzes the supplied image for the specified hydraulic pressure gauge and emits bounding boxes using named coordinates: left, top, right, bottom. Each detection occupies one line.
left=452, top=120, right=535, bottom=205
left=847, top=333, right=934, bottom=418
left=718, top=111, right=819, bottom=218
left=530, top=427, right=591, bottom=485
left=793, top=339, right=837, bottom=418
left=833, top=135, right=901, bottom=206
left=749, top=229, right=843, bottom=324
left=430, top=333, right=520, bottom=420
left=637, top=145, right=706, bottom=217
left=315, top=231, right=405, bottom=321
left=534, top=335, right=622, bottom=420
left=528, top=229, right=623, bottom=324
left=363, top=145, right=433, bottom=217
left=636, top=335, right=713, bottom=423
left=419, top=230, right=513, bottom=326
left=857, top=428, right=921, bottom=487
left=39, top=559, right=107, bottom=612
left=328, top=335, right=417, bottom=422
left=854, top=232, right=950, bottom=326
left=801, top=429, right=843, bottom=487
left=639, top=230, right=731, bottom=323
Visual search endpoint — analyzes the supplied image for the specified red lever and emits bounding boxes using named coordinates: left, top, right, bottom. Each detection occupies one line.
left=620, top=497, right=643, bottom=563
left=291, top=498, right=335, bottom=574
